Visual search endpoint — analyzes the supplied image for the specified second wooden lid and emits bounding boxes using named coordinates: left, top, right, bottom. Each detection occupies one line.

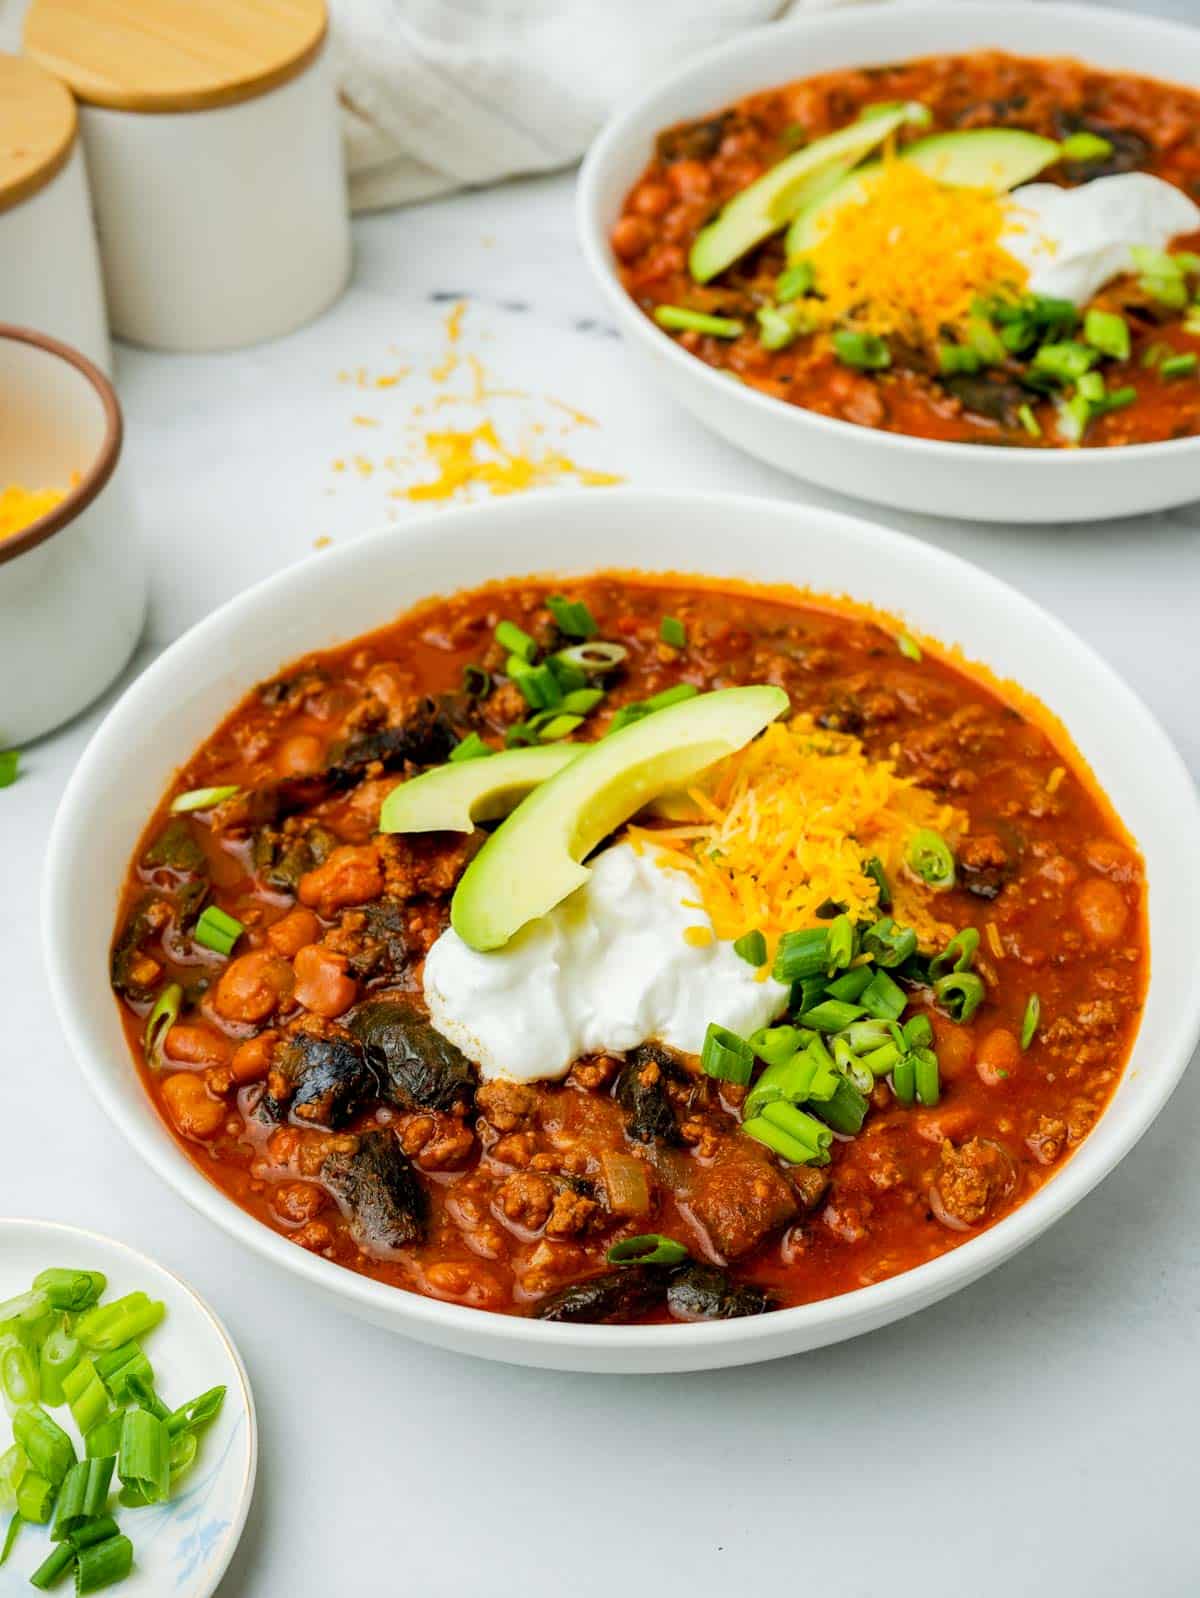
left=24, top=0, right=328, bottom=114
left=0, top=53, right=76, bottom=215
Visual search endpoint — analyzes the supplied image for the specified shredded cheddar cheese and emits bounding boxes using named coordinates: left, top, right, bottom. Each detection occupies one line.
left=633, top=713, right=965, bottom=954
left=0, top=482, right=67, bottom=542
left=806, top=160, right=1027, bottom=347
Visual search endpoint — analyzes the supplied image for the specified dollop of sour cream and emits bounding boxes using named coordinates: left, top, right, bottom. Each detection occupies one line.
left=424, top=841, right=789, bottom=1083
left=1001, top=172, right=1200, bottom=305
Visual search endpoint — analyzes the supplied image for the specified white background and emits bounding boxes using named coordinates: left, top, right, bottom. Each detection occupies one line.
left=5, top=2, right=1200, bottom=1592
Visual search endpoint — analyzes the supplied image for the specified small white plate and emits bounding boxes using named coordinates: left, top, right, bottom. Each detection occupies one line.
left=0, top=1219, right=256, bottom=1598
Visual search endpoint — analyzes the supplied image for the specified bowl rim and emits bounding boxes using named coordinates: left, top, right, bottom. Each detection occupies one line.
left=0, top=324, right=123, bottom=568
left=41, top=488, right=1200, bottom=1361
left=575, top=0, right=1200, bottom=470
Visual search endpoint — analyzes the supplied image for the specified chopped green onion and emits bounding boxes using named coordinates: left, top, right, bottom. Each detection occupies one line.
left=51, top=1458, right=113, bottom=1542
left=83, top=1418, right=122, bottom=1463
left=142, top=985, right=181, bottom=1063
left=798, top=999, right=865, bottom=1033
left=902, top=1014, right=933, bottom=1051
left=1083, top=308, right=1130, bottom=362
left=759, top=1101, right=834, bottom=1162
left=772, top=928, right=827, bottom=985
left=1, top=1337, right=40, bottom=1409
left=937, top=343, right=981, bottom=376
left=462, top=663, right=491, bottom=697
left=891, top=1055, right=916, bottom=1105
left=659, top=616, right=687, bottom=649
left=1142, top=341, right=1168, bottom=369
left=1016, top=402, right=1041, bottom=439
left=39, top=1326, right=81, bottom=1409
left=776, top=260, right=815, bottom=302
left=841, top=1020, right=893, bottom=1056
left=531, top=713, right=582, bottom=742
left=732, top=930, right=767, bottom=968
left=0, top=1443, right=24, bottom=1507
left=1059, top=131, right=1113, bottom=163
left=645, top=683, right=699, bottom=712
left=34, top=1273, right=106, bottom=1316
left=122, top=1376, right=169, bottom=1424
left=448, top=733, right=493, bottom=763
left=0, top=751, right=19, bottom=789
left=1032, top=341, right=1098, bottom=383
left=0, top=1291, right=50, bottom=1333
left=17, top=1472, right=55, bottom=1525
left=1091, top=385, right=1136, bottom=416
left=193, top=906, right=243, bottom=958
left=811, top=1077, right=869, bottom=1136
left=747, top=1025, right=809, bottom=1068
left=168, top=1431, right=197, bottom=1483
left=863, top=856, right=891, bottom=911
left=831, top=330, right=890, bottom=370
left=654, top=305, right=744, bottom=338
left=1055, top=392, right=1090, bottom=444
left=164, top=1386, right=225, bottom=1439
left=13, top=1407, right=75, bottom=1487
left=1020, top=993, right=1041, bottom=1050
left=92, top=1346, right=152, bottom=1406
left=799, top=1035, right=841, bottom=1101
left=929, top=927, right=979, bottom=980
left=825, top=965, right=874, bottom=1003
left=700, top=1023, right=755, bottom=1085
left=554, top=641, right=627, bottom=676
left=61, top=1362, right=108, bottom=1438
left=511, top=661, right=563, bottom=711
left=933, top=970, right=985, bottom=1023
left=1160, top=353, right=1198, bottom=379
left=1076, top=370, right=1106, bottom=404
left=606, top=1235, right=689, bottom=1267
left=75, top=1296, right=164, bottom=1354
left=29, top=1540, right=74, bottom=1589
left=859, top=969, right=906, bottom=1023
left=546, top=595, right=597, bottom=640
left=832, top=1035, right=874, bottom=1094
left=74, top=1533, right=132, bottom=1595
left=897, top=632, right=922, bottom=662
left=168, top=785, right=238, bottom=814
left=560, top=688, right=604, bottom=716
left=861, top=916, right=917, bottom=969
left=906, top=828, right=955, bottom=890
left=966, top=315, right=1006, bottom=365
left=913, top=1047, right=940, bottom=1107
left=495, top=619, right=537, bottom=662
left=117, top=1409, right=169, bottom=1506
left=756, top=306, right=800, bottom=352
left=0, top=1509, right=19, bottom=1563
left=67, top=1518, right=119, bottom=1553
left=825, top=914, right=856, bottom=975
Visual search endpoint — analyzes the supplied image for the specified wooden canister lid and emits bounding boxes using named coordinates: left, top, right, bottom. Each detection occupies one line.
left=0, top=53, right=77, bottom=214
left=23, top=0, right=328, bottom=114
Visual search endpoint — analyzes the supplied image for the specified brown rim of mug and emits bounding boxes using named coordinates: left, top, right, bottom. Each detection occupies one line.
left=0, top=324, right=122, bottom=567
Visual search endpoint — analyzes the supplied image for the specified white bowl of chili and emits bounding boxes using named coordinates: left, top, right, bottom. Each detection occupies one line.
left=576, top=3, right=1200, bottom=522
left=41, top=490, right=1200, bottom=1372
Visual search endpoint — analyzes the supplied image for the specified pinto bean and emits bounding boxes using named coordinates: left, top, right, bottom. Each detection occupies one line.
left=213, top=949, right=295, bottom=1024
left=291, top=943, right=358, bottom=1019
left=161, top=1072, right=226, bottom=1140
left=274, top=734, right=324, bottom=778
left=163, top=1023, right=234, bottom=1068
left=267, top=907, right=322, bottom=957
left=231, top=1031, right=278, bottom=1085
left=1074, top=877, right=1129, bottom=946
left=976, top=1027, right=1021, bottom=1087
left=298, top=844, right=383, bottom=918
left=611, top=215, right=651, bottom=261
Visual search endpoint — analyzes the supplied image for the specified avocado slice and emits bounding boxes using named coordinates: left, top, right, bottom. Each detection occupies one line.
left=785, top=128, right=1063, bottom=257
left=688, top=102, right=929, bottom=284
left=379, top=744, right=582, bottom=835
left=450, top=685, right=788, bottom=951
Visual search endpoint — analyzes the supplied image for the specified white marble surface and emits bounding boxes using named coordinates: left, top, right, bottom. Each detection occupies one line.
left=7, top=7, right=1200, bottom=1594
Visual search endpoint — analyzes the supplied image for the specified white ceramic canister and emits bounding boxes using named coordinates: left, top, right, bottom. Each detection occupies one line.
left=0, top=54, right=110, bottom=371
left=0, top=325, right=144, bottom=745
left=24, top=0, right=351, bottom=353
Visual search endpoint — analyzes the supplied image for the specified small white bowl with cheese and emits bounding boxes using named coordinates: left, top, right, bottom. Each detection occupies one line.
left=576, top=2, right=1200, bottom=523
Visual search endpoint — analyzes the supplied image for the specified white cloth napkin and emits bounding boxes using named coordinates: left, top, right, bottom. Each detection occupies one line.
left=332, top=0, right=875, bottom=212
